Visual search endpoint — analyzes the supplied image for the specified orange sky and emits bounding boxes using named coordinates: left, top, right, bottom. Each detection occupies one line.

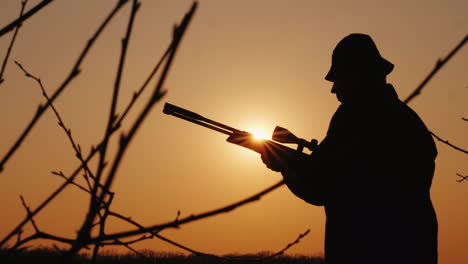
left=0, top=0, right=467, bottom=263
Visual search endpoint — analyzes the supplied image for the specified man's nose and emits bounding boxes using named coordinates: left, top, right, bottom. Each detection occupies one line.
left=331, top=82, right=337, bottom=94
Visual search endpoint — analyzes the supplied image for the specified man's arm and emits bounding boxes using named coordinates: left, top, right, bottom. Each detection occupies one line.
left=260, top=145, right=327, bottom=206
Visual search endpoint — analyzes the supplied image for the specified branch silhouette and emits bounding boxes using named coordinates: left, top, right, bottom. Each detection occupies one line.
left=68, top=0, right=141, bottom=260
left=456, top=173, right=468, bottom=183
left=19, top=195, right=39, bottom=233
left=0, top=0, right=53, bottom=38
left=0, top=0, right=132, bottom=248
left=404, top=34, right=467, bottom=104
left=46, top=168, right=305, bottom=260
left=0, top=0, right=130, bottom=174
left=430, top=131, right=467, bottom=154
left=11, top=177, right=300, bottom=260
left=14, top=61, right=103, bottom=187
left=89, top=180, right=284, bottom=244
left=65, top=1, right=198, bottom=261
left=0, top=0, right=27, bottom=85
left=404, top=34, right=468, bottom=156
left=0, top=20, right=175, bottom=249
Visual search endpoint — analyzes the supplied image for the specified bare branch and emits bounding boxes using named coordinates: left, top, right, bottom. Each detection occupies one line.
left=19, top=195, right=39, bottom=233
left=0, top=40, right=175, bottom=247
left=456, top=173, right=468, bottom=183
left=0, top=0, right=53, bottom=38
left=401, top=34, right=468, bottom=156
left=258, top=229, right=310, bottom=260
left=97, top=2, right=198, bottom=213
left=430, top=131, right=468, bottom=154
left=0, top=0, right=131, bottom=247
left=114, top=240, right=148, bottom=259
left=91, top=193, right=115, bottom=264
left=14, top=61, right=103, bottom=185
left=404, top=34, right=467, bottom=104
left=0, top=20, right=174, bottom=252
left=73, top=3, right=198, bottom=257
left=0, top=142, right=105, bottom=248
left=70, top=1, right=140, bottom=260
left=0, top=0, right=27, bottom=85
left=108, top=208, right=309, bottom=260
left=52, top=171, right=90, bottom=193
left=13, top=231, right=74, bottom=249
left=90, top=179, right=284, bottom=244
left=0, top=0, right=130, bottom=174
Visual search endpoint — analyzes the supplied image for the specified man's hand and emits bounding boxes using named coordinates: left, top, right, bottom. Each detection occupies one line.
left=260, top=141, right=304, bottom=172
left=227, top=131, right=306, bottom=172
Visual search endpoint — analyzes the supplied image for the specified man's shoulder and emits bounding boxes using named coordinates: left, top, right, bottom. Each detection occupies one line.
left=389, top=99, right=429, bottom=130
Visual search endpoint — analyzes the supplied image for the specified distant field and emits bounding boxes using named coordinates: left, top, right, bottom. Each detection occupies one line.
left=0, top=248, right=324, bottom=264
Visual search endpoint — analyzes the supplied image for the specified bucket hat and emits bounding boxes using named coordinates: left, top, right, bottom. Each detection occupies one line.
left=325, top=33, right=394, bottom=81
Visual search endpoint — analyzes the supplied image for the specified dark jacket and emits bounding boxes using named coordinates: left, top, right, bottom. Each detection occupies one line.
left=283, top=84, right=438, bottom=264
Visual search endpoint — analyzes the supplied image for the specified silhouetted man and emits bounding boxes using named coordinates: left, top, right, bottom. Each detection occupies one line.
left=260, top=34, right=438, bottom=264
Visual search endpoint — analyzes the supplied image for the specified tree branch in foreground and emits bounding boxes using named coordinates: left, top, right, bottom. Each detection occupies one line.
left=430, top=131, right=467, bottom=154
left=70, top=1, right=140, bottom=260
left=14, top=61, right=101, bottom=184
left=90, top=180, right=284, bottom=244
left=0, top=0, right=27, bottom=85
left=0, top=18, right=174, bottom=249
left=456, top=173, right=468, bottom=183
left=404, top=34, right=467, bottom=104
left=403, top=34, right=467, bottom=155
left=0, top=0, right=53, bottom=38
left=0, top=0, right=130, bottom=174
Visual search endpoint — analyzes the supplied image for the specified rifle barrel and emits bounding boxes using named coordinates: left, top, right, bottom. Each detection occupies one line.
left=163, top=103, right=240, bottom=135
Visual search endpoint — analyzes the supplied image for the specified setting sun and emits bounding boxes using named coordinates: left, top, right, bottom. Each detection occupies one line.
left=251, top=129, right=268, bottom=140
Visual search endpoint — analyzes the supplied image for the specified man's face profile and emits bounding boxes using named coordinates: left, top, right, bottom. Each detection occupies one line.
left=330, top=78, right=360, bottom=104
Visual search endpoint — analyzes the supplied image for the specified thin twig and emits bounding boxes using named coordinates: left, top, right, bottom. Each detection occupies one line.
left=91, top=193, right=115, bottom=264
left=0, top=0, right=53, bottom=38
left=1, top=1, right=200, bottom=254
left=0, top=0, right=130, bottom=174
left=107, top=211, right=212, bottom=256
left=402, top=34, right=468, bottom=155
left=257, top=229, right=310, bottom=260
left=115, top=240, right=148, bottom=259
left=90, top=179, right=284, bottom=244
left=0, top=41, right=172, bottom=246
left=456, top=173, right=468, bottom=183
left=108, top=209, right=309, bottom=261
left=0, top=17, right=174, bottom=250
left=430, top=131, right=467, bottom=154
left=69, top=1, right=140, bottom=260
left=19, top=195, right=39, bottom=232
left=52, top=171, right=90, bottom=193
left=13, top=231, right=74, bottom=249
left=73, top=1, right=196, bottom=257
left=0, top=0, right=130, bottom=248
left=97, top=2, right=198, bottom=213
left=14, top=61, right=102, bottom=184
left=404, top=34, right=467, bottom=104
left=0, top=0, right=27, bottom=85
left=0, top=145, right=100, bottom=248
left=82, top=172, right=93, bottom=192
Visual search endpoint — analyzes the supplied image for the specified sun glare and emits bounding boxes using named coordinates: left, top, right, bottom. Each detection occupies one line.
left=251, top=129, right=268, bottom=140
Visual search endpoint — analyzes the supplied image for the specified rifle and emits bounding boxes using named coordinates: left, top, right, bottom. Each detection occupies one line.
left=163, top=103, right=318, bottom=157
